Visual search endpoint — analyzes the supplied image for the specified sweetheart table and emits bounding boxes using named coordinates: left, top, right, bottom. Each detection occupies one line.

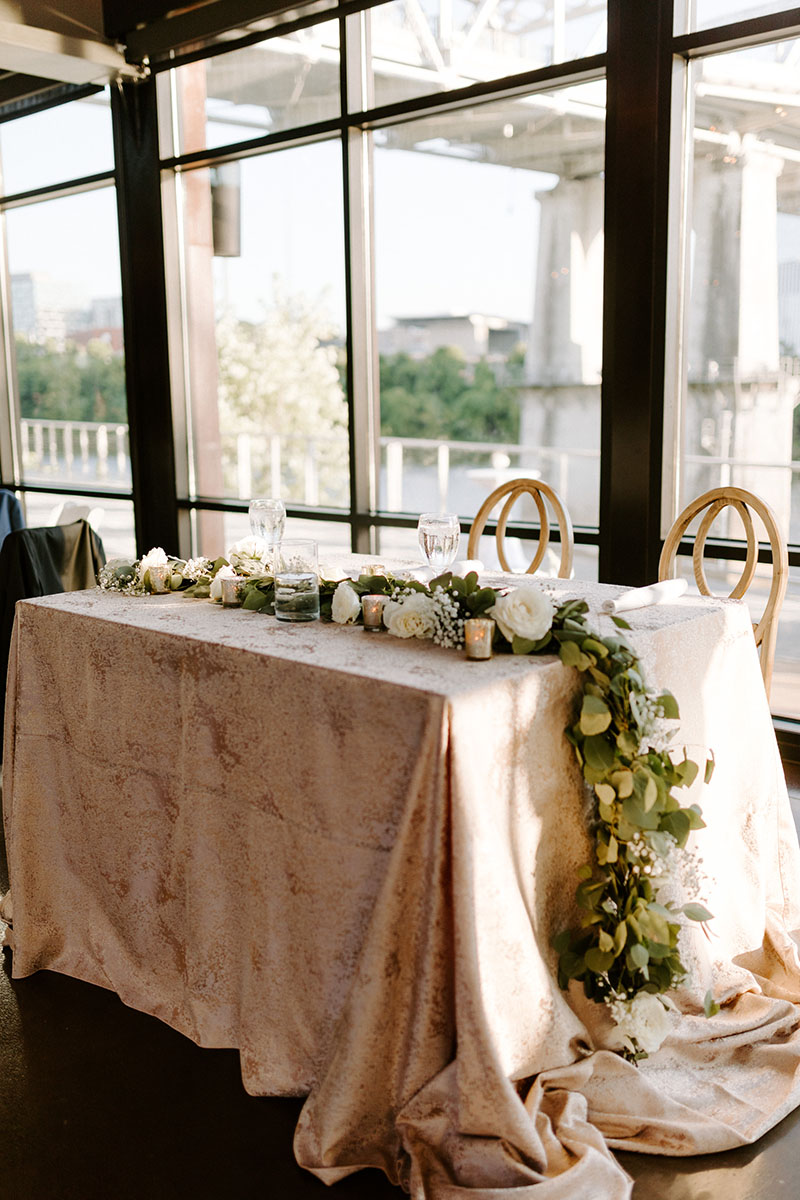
left=3, top=577, right=800, bottom=1198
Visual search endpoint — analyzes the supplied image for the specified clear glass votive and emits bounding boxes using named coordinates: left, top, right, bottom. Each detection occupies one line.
left=464, top=617, right=495, bottom=660
left=221, top=576, right=245, bottom=607
left=362, top=594, right=385, bottom=631
left=274, top=539, right=320, bottom=622
left=149, top=562, right=172, bottom=594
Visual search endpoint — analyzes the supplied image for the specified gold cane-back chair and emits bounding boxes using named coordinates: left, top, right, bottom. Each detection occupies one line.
left=467, top=478, right=574, bottom=578
left=658, top=486, right=788, bottom=699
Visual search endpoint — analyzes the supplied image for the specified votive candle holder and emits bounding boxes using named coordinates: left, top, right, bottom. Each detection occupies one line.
left=362, top=594, right=385, bottom=631
left=149, top=562, right=172, bottom=594
left=221, top=576, right=245, bottom=607
left=464, top=617, right=495, bottom=660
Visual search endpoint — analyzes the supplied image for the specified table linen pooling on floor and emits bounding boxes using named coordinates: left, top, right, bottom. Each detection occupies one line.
left=3, top=578, right=800, bottom=1199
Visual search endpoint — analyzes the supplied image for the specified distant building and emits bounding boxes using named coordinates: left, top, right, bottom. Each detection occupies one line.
left=9, top=273, right=122, bottom=351
left=378, top=313, right=527, bottom=363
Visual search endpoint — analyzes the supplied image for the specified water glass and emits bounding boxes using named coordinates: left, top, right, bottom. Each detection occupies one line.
left=249, top=497, right=286, bottom=551
left=418, top=512, right=460, bottom=573
left=274, top=539, right=320, bottom=622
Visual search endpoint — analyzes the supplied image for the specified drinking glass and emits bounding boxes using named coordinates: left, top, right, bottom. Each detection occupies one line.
left=249, top=498, right=286, bottom=541
left=418, top=512, right=460, bottom=573
left=274, top=539, right=320, bottom=622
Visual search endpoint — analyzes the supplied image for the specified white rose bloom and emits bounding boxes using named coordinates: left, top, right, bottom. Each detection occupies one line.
left=611, top=992, right=674, bottom=1055
left=137, top=547, right=168, bottom=582
left=331, top=581, right=362, bottom=624
left=489, top=586, right=555, bottom=644
left=209, top=564, right=238, bottom=601
left=383, top=592, right=436, bottom=640
left=228, top=536, right=271, bottom=577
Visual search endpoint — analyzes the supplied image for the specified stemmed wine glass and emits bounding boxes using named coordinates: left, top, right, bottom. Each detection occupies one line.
left=248, top=498, right=286, bottom=571
left=417, top=512, right=460, bottom=574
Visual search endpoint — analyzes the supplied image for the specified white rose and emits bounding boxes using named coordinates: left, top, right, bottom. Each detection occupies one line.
left=489, top=586, right=555, bottom=644
left=137, top=546, right=168, bottom=582
left=228, top=536, right=271, bottom=577
left=331, top=581, right=362, bottom=624
left=611, top=992, right=673, bottom=1055
left=209, top=564, right=238, bottom=602
left=383, top=592, right=435, bottom=640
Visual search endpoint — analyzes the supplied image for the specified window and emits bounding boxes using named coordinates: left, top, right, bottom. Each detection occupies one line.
left=0, top=89, right=134, bottom=559
left=160, top=2, right=607, bottom=570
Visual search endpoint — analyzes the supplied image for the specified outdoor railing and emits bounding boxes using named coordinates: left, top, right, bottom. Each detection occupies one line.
left=16, top=417, right=800, bottom=540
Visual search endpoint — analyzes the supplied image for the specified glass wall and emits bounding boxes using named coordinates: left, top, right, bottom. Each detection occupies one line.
left=162, top=1, right=607, bottom=572
left=373, top=83, right=605, bottom=558
left=0, top=89, right=133, bottom=559
left=173, top=139, right=348, bottom=559
left=667, top=34, right=800, bottom=714
left=369, top=0, right=606, bottom=108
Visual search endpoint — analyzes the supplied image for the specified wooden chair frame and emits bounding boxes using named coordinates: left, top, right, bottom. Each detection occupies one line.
left=467, top=477, right=574, bottom=578
left=658, top=486, right=788, bottom=698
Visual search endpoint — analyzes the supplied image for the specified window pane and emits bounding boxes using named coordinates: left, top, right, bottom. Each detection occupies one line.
left=193, top=509, right=351, bottom=562
left=681, top=2, right=800, bottom=34
left=377, top=523, right=599, bottom=580
left=176, top=141, right=349, bottom=559
left=168, top=23, right=341, bottom=155
left=7, top=189, right=128, bottom=492
left=0, top=90, right=113, bottom=196
left=368, top=0, right=606, bottom=109
left=20, top=491, right=135, bottom=561
left=669, top=43, right=800, bottom=714
left=373, top=83, right=605, bottom=536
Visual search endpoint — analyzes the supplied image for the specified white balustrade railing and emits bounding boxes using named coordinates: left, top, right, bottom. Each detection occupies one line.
left=16, top=416, right=800, bottom=540
left=20, top=418, right=130, bottom=484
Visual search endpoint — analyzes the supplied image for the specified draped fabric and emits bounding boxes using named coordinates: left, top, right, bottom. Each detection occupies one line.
left=3, top=579, right=800, bottom=1198
left=0, top=520, right=105, bottom=744
left=0, top=489, right=25, bottom=552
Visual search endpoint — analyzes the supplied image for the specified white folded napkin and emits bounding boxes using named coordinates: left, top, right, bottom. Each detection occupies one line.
left=601, top=578, right=688, bottom=614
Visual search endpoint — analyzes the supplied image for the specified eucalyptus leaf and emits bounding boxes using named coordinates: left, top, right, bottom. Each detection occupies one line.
left=616, top=730, right=639, bottom=757
left=681, top=902, right=713, bottom=923
left=656, top=691, right=680, bottom=720
left=704, top=990, right=721, bottom=1018
left=627, top=942, right=650, bottom=970
left=559, top=640, right=592, bottom=671
left=585, top=947, right=615, bottom=974
left=580, top=694, right=612, bottom=736
left=583, top=734, right=615, bottom=771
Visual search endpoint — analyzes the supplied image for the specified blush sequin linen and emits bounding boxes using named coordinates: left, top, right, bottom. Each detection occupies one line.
left=3, top=580, right=800, bottom=1199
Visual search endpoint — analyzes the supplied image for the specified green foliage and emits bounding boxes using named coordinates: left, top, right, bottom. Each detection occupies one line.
left=15, top=335, right=127, bottom=423
left=548, top=601, right=714, bottom=1047
left=379, top=346, right=521, bottom=442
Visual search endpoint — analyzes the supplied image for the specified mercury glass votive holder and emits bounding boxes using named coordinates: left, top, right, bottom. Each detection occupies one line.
left=149, top=563, right=172, bottom=594
left=464, top=617, right=495, bottom=660
left=362, top=594, right=385, bottom=631
left=221, top=576, right=245, bottom=607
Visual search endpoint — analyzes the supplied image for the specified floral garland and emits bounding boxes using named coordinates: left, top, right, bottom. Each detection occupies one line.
left=99, top=542, right=715, bottom=1059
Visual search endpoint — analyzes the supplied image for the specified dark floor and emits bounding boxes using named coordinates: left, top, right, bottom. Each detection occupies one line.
left=2, top=769, right=800, bottom=1199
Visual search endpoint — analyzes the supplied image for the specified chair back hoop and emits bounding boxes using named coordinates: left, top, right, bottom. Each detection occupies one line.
left=658, top=486, right=788, bottom=694
left=467, top=478, right=574, bottom=578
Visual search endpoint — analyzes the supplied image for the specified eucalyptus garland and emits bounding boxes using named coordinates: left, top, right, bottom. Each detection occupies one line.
left=99, top=553, right=714, bottom=1058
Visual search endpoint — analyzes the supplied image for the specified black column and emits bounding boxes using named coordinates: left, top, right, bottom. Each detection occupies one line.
left=599, top=0, right=673, bottom=585
left=111, top=76, right=179, bottom=556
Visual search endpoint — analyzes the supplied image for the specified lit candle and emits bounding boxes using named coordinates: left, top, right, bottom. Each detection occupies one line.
left=221, top=576, right=245, bottom=607
left=149, top=563, right=172, bottom=594
left=464, top=617, right=495, bottom=660
left=362, top=594, right=385, bottom=631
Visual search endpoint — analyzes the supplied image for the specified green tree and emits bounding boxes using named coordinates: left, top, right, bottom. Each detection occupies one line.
left=215, top=292, right=348, bottom=504
left=379, top=345, right=521, bottom=443
left=15, top=335, right=126, bottom=423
